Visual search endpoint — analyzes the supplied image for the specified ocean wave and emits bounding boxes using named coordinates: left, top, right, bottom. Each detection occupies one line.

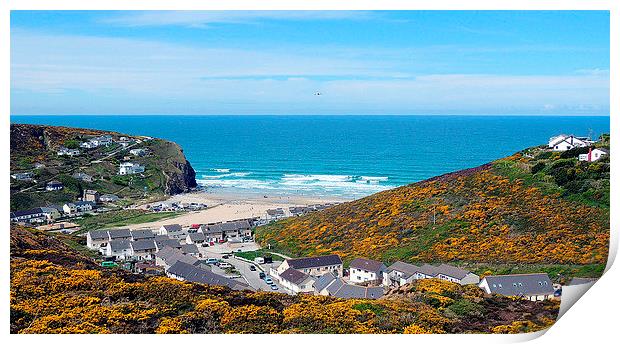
left=200, top=172, right=252, bottom=179
left=213, top=168, right=230, bottom=173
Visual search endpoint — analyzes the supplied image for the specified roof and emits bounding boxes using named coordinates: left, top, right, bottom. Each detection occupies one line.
left=594, top=148, right=610, bottom=154
left=10, top=208, right=46, bottom=218
left=350, top=258, right=386, bottom=273
left=482, top=273, right=554, bottom=296
left=155, top=238, right=182, bottom=249
left=287, top=254, right=342, bottom=270
left=109, top=239, right=131, bottom=251
left=188, top=232, right=206, bottom=242
left=108, top=229, right=131, bottom=239
left=568, top=277, right=597, bottom=286
left=88, top=230, right=109, bottom=240
left=155, top=246, right=199, bottom=266
left=314, top=272, right=338, bottom=292
left=47, top=180, right=63, bottom=185
left=73, top=201, right=95, bottom=207
left=181, top=244, right=199, bottom=255
left=131, top=229, right=155, bottom=240
left=100, top=194, right=119, bottom=200
left=83, top=189, right=98, bottom=194
left=162, top=224, right=182, bottom=233
left=204, top=220, right=251, bottom=234
left=130, top=239, right=157, bottom=251
left=167, top=261, right=250, bottom=291
left=325, top=278, right=384, bottom=299
left=386, top=261, right=473, bottom=280
left=280, top=268, right=312, bottom=285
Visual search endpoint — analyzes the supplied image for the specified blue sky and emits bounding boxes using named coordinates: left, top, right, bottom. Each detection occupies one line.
left=11, top=11, right=610, bottom=115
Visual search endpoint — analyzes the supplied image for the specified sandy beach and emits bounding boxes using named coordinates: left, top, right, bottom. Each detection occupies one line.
left=124, top=190, right=353, bottom=231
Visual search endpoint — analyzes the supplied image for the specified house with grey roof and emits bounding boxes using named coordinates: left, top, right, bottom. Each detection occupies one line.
left=383, top=261, right=479, bottom=287
left=186, top=232, right=206, bottom=245
left=86, top=230, right=110, bottom=249
left=100, top=194, right=120, bottom=203
left=154, top=237, right=183, bottom=251
left=275, top=268, right=315, bottom=293
left=158, top=224, right=185, bottom=239
left=202, top=220, right=252, bottom=242
left=349, top=258, right=386, bottom=285
left=275, top=254, right=343, bottom=278
left=479, top=273, right=555, bottom=301
left=166, top=261, right=251, bottom=291
left=131, top=229, right=155, bottom=241
left=106, top=239, right=132, bottom=260
left=10, top=207, right=58, bottom=224
left=315, top=272, right=384, bottom=299
left=154, top=246, right=201, bottom=270
left=108, top=228, right=132, bottom=240
left=130, top=239, right=157, bottom=260
left=180, top=244, right=200, bottom=257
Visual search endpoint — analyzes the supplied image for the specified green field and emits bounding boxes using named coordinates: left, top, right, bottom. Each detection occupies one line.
left=75, top=209, right=181, bottom=232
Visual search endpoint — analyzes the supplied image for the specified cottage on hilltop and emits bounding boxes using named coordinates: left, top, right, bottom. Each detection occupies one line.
left=548, top=134, right=592, bottom=152
left=579, top=148, right=609, bottom=162
left=119, top=162, right=145, bottom=175
left=383, top=261, right=479, bottom=287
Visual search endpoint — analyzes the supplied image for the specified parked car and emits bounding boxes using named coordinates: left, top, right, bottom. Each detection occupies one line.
left=219, top=262, right=232, bottom=269
left=264, top=277, right=273, bottom=284
left=259, top=272, right=266, bottom=279
left=222, top=254, right=230, bottom=259
left=201, top=243, right=209, bottom=247
left=249, top=265, right=257, bottom=271
left=101, top=261, right=118, bottom=268
left=270, top=285, right=279, bottom=290
left=206, top=258, right=219, bottom=265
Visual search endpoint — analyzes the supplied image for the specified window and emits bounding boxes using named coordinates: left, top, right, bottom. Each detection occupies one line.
left=513, top=283, right=517, bottom=287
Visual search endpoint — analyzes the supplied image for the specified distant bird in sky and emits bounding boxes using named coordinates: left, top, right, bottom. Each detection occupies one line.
left=314, top=92, right=322, bottom=96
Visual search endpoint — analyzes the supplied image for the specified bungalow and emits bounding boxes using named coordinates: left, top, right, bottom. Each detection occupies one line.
left=46, top=181, right=64, bottom=191
left=276, top=254, right=343, bottom=278
left=80, top=141, right=98, bottom=149
left=119, top=162, right=145, bottom=175
left=166, top=261, right=251, bottom=291
left=73, top=172, right=94, bottom=183
left=266, top=208, right=286, bottom=220
left=62, top=201, right=95, bottom=215
left=105, top=239, right=132, bottom=260
left=131, top=229, right=155, bottom=241
left=383, top=261, right=479, bottom=287
left=11, top=172, right=34, bottom=181
left=130, top=239, right=157, bottom=260
left=548, top=134, right=592, bottom=152
left=315, top=272, right=384, bottom=299
left=154, top=237, right=183, bottom=251
left=100, top=194, right=120, bottom=203
left=579, top=148, right=609, bottom=162
left=478, top=273, right=554, bottom=301
left=83, top=189, right=100, bottom=202
left=349, top=258, right=386, bottom=285
left=91, top=135, right=113, bottom=147
left=159, top=224, right=184, bottom=238
left=86, top=230, right=110, bottom=249
left=276, top=268, right=316, bottom=293
left=154, top=246, right=201, bottom=270
left=186, top=232, right=206, bottom=245
left=180, top=244, right=200, bottom=257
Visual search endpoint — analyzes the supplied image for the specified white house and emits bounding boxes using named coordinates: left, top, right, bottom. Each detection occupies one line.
left=57, top=147, right=80, bottom=156
left=349, top=258, right=386, bottom=285
left=275, top=254, right=343, bottom=278
left=314, top=272, right=384, bottom=299
left=275, top=268, right=316, bottom=293
left=159, top=224, right=183, bottom=237
left=579, top=148, right=609, bottom=162
left=62, top=201, right=95, bottom=215
left=548, top=134, right=591, bottom=152
left=186, top=232, right=206, bottom=245
left=10, top=208, right=56, bottom=224
left=130, top=240, right=157, bottom=260
left=478, top=273, right=554, bottom=301
left=106, top=239, right=132, bottom=260
left=86, top=230, right=110, bottom=249
left=119, top=162, right=145, bottom=175
left=11, top=172, right=34, bottom=181
left=129, top=148, right=148, bottom=157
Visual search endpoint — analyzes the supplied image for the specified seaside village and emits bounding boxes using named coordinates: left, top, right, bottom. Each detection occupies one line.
left=11, top=133, right=605, bottom=301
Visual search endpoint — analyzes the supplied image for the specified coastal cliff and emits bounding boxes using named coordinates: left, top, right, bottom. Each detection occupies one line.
left=10, top=124, right=197, bottom=210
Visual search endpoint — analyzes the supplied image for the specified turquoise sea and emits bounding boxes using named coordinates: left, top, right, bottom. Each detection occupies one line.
left=10, top=115, right=610, bottom=199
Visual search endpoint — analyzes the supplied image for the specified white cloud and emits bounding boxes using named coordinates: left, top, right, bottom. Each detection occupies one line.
left=10, top=30, right=610, bottom=115
left=101, top=11, right=378, bottom=28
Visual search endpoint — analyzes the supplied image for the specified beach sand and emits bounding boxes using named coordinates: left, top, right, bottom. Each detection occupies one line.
left=124, top=190, right=352, bottom=231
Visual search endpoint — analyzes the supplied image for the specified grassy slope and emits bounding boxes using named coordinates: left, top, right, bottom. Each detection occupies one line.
left=256, top=142, right=610, bottom=280
left=10, top=225, right=559, bottom=334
